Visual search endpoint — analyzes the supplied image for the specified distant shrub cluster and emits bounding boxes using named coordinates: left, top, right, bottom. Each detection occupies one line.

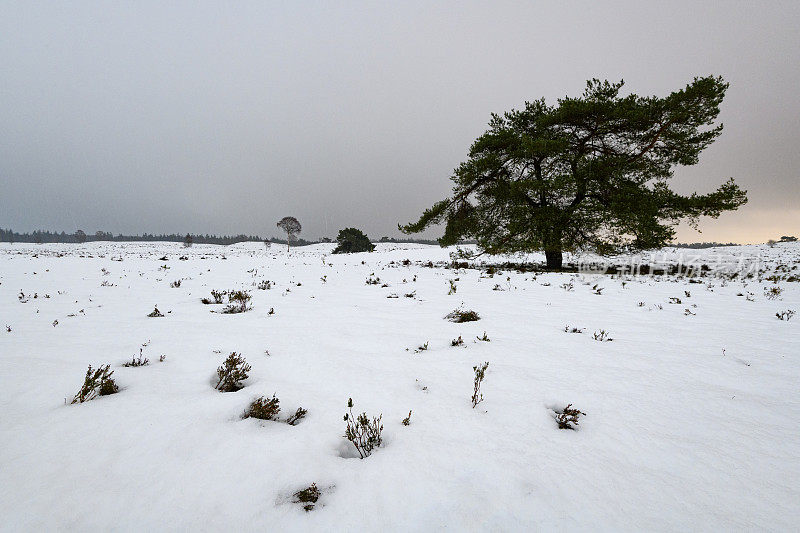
left=201, top=290, right=226, bottom=304
left=201, top=289, right=252, bottom=313
left=222, top=291, right=252, bottom=314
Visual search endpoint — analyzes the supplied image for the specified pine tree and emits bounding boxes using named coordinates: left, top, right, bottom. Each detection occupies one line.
left=401, top=76, right=747, bottom=268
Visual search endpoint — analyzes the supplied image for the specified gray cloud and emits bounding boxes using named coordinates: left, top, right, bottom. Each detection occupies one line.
left=1, top=1, right=798, bottom=243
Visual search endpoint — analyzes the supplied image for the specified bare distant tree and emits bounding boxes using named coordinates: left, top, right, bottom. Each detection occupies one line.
left=277, top=217, right=301, bottom=251
left=75, top=229, right=86, bottom=243
left=184, top=233, right=193, bottom=248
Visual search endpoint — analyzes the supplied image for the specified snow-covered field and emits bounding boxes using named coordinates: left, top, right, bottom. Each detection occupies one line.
left=1, top=241, right=798, bottom=531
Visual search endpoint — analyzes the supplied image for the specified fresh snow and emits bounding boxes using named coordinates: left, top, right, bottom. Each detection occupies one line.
left=1, top=241, right=798, bottom=531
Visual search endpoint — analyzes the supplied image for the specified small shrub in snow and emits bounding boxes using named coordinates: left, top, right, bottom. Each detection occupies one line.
left=343, top=398, right=383, bottom=459
left=555, top=404, right=585, bottom=430
left=286, top=407, right=308, bottom=426
left=293, top=483, right=321, bottom=512
left=159, top=354, right=166, bottom=362
left=560, top=280, right=574, bottom=291
left=477, top=331, right=490, bottom=342
left=764, top=286, right=783, bottom=300
left=365, top=274, right=381, bottom=285
left=170, top=280, right=181, bottom=288
left=5, top=325, right=10, bottom=333
left=257, top=280, right=271, bottom=290
left=669, top=297, right=682, bottom=304
left=123, top=348, right=149, bottom=367
left=592, top=329, right=612, bottom=342
left=222, top=291, right=251, bottom=314
left=776, top=309, right=795, bottom=321
left=72, top=364, right=118, bottom=403
left=451, top=335, right=464, bottom=347
left=448, top=279, right=457, bottom=295
left=446, top=308, right=480, bottom=323
left=215, top=352, right=251, bottom=392
left=202, top=290, right=226, bottom=304
left=402, top=410, right=412, bottom=426
left=414, top=341, right=429, bottom=353
left=471, top=361, right=489, bottom=408
left=564, top=326, right=583, bottom=333
left=244, top=395, right=280, bottom=420
left=147, top=306, right=164, bottom=317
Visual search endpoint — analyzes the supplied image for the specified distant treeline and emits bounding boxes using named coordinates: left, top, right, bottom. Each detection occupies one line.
left=0, top=228, right=446, bottom=246
left=7, top=228, right=733, bottom=248
left=669, top=242, right=739, bottom=249
left=0, top=229, right=270, bottom=245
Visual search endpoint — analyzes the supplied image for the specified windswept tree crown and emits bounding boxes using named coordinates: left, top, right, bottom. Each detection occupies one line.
left=401, top=76, right=747, bottom=263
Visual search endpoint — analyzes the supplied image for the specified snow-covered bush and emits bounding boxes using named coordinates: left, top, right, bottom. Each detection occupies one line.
left=343, top=398, right=383, bottom=459
left=448, top=279, right=457, bottom=294
left=72, top=364, right=118, bottom=403
left=776, top=309, right=795, bottom=321
left=147, top=306, right=164, bottom=317
left=446, top=308, right=480, bottom=323
left=471, top=361, right=489, bottom=408
left=555, top=404, right=585, bottom=430
left=123, top=348, right=149, bottom=367
left=592, top=329, right=612, bottom=341
left=293, top=483, right=321, bottom=511
left=215, top=352, right=251, bottom=392
left=202, top=290, right=226, bottom=305
left=244, top=395, right=280, bottom=420
left=222, top=291, right=251, bottom=314
left=286, top=407, right=307, bottom=426
left=764, top=286, right=783, bottom=300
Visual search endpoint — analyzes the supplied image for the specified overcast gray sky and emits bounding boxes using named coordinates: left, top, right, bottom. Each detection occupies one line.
left=1, top=1, right=798, bottom=243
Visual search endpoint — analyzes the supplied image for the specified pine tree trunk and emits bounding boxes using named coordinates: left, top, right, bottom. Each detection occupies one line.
left=545, top=250, right=563, bottom=270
